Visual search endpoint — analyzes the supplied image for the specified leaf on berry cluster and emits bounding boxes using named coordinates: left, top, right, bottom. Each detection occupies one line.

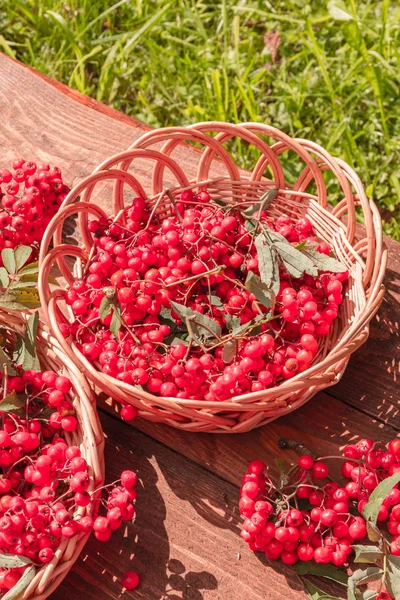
left=245, top=271, right=274, bottom=309
left=385, top=555, right=400, bottom=600
left=2, top=564, right=35, bottom=600
left=0, top=267, right=9, bottom=288
left=225, top=314, right=241, bottom=332
left=1, top=248, right=16, bottom=274
left=294, top=563, right=348, bottom=585
left=99, top=296, right=113, bottom=322
left=170, top=301, right=222, bottom=340
left=255, top=233, right=275, bottom=285
left=232, top=314, right=265, bottom=336
left=0, top=553, right=32, bottom=569
left=242, top=188, right=279, bottom=219
left=213, top=199, right=228, bottom=208
left=8, top=280, right=39, bottom=290
left=13, top=334, right=24, bottom=364
left=303, top=580, right=342, bottom=600
left=352, top=545, right=383, bottom=564
left=347, top=567, right=383, bottom=600
left=245, top=219, right=256, bottom=232
left=17, top=261, right=39, bottom=276
left=110, top=308, right=122, bottom=339
left=0, top=391, right=26, bottom=413
left=363, top=472, right=400, bottom=526
left=222, top=339, right=237, bottom=364
left=300, top=246, right=347, bottom=273
left=366, top=522, right=381, bottom=543
left=273, top=240, right=318, bottom=278
left=0, top=289, right=41, bottom=310
left=159, top=307, right=176, bottom=326
left=0, top=347, right=17, bottom=376
left=296, top=240, right=308, bottom=251
left=14, top=246, right=33, bottom=271
left=210, top=295, right=224, bottom=309
left=259, top=188, right=279, bottom=212
left=170, top=336, right=189, bottom=346
left=20, top=312, right=40, bottom=372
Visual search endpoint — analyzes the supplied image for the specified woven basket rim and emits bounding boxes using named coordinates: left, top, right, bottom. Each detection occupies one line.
left=37, top=122, right=387, bottom=432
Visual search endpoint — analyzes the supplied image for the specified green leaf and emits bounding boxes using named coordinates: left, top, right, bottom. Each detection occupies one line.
left=296, top=240, right=308, bottom=251
left=159, top=306, right=176, bottom=326
left=99, top=296, right=113, bottom=321
left=210, top=295, right=224, bottom=309
left=1, top=248, right=16, bottom=275
left=366, top=522, right=381, bottom=543
left=255, top=233, right=275, bottom=284
left=363, top=472, right=400, bottom=526
left=9, top=281, right=39, bottom=290
left=347, top=567, right=383, bottom=600
left=0, top=290, right=41, bottom=310
left=2, top=565, right=35, bottom=600
left=385, top=555, right=400, bottom=600
left=232, top=314, right=264, bottom=336
left=275, top=458, right=288, bottom=473
left=242, top=204, right=259, bottom=218
left=13, top=334, right=24, bottom=365
left=328, top=0, right=353, bottom=21
left=19, top=272, right=57, bottom=285
left=225, top=314, right=241, bottom=331
left=352, top=545, right=383, bottom=564
left=0, top=391, right=26, bottom=413
left=170, top=301, right=221, bottom=339
left=258, top=188, right=279, bottom=211
left=0, top=267, right=9, bottom=288
left=275, top=458, right=289, bottom=487
left=294, top=563, right=348, bottom=585
left=304, top=580, right=342, bottom=600
left=245, top=219, right=256, bottom=232
left=0, top=347, right=17, bottom=375
left=0, top=554, right=32, bottom=569
left=222, top=339, right=237, bottom=364
left=274, top=240, right=318, bottom=278
left=110, top=308, right=121, bottom=339
left=21, top=312, right=40, bottom=372
left=245, top=271, right=273, bottom=309
left=14, top=246, right=32, bottom=271
left=170, top=337, right=189, bottom=347
left=17, top=261, right=39, bottom=276
left=300, top=247, right=347, bottom=273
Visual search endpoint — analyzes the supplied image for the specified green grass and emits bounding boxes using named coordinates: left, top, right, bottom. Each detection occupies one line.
left=1, top=0, right=400, bottom=238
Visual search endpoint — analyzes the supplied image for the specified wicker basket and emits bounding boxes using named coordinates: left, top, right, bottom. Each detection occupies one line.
left=38, top=122, right=386, bottom=433
left=0, top=309, right=105, bottom=599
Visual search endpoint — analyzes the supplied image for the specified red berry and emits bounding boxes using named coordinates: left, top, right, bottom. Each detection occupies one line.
left=121, top=571, right=140, bottom=590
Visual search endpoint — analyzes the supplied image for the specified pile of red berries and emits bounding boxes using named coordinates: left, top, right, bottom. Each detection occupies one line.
left=59, top=189, right=348, bottom=403
left=239, top=437, right=400, bottom=567
left=0, top=359, right=137, bottom=594
left=0, top=159, right=69, bottom=257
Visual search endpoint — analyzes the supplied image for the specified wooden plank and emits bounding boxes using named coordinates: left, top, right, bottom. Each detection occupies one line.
left=52, top=412, right=307, bottom=600
left=100, top=389, right=399, bottom=489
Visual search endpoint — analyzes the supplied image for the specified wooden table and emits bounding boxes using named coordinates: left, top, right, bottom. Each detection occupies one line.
left=1, top=54, right=399, bottom=600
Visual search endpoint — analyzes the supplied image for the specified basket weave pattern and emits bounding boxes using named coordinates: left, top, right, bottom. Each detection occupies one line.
left=38, top=122, right=387, bottom=433
left=0, top=310, right=104, bottom=599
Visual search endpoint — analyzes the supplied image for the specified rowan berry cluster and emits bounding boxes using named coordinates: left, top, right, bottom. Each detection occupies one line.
left=239, top=437, right=400, bottom=569
left=0, top=363, right=137, bottom=594
left=0, top=159, right=69, bottom=257
left=61, top=189, right=348, bottom=403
